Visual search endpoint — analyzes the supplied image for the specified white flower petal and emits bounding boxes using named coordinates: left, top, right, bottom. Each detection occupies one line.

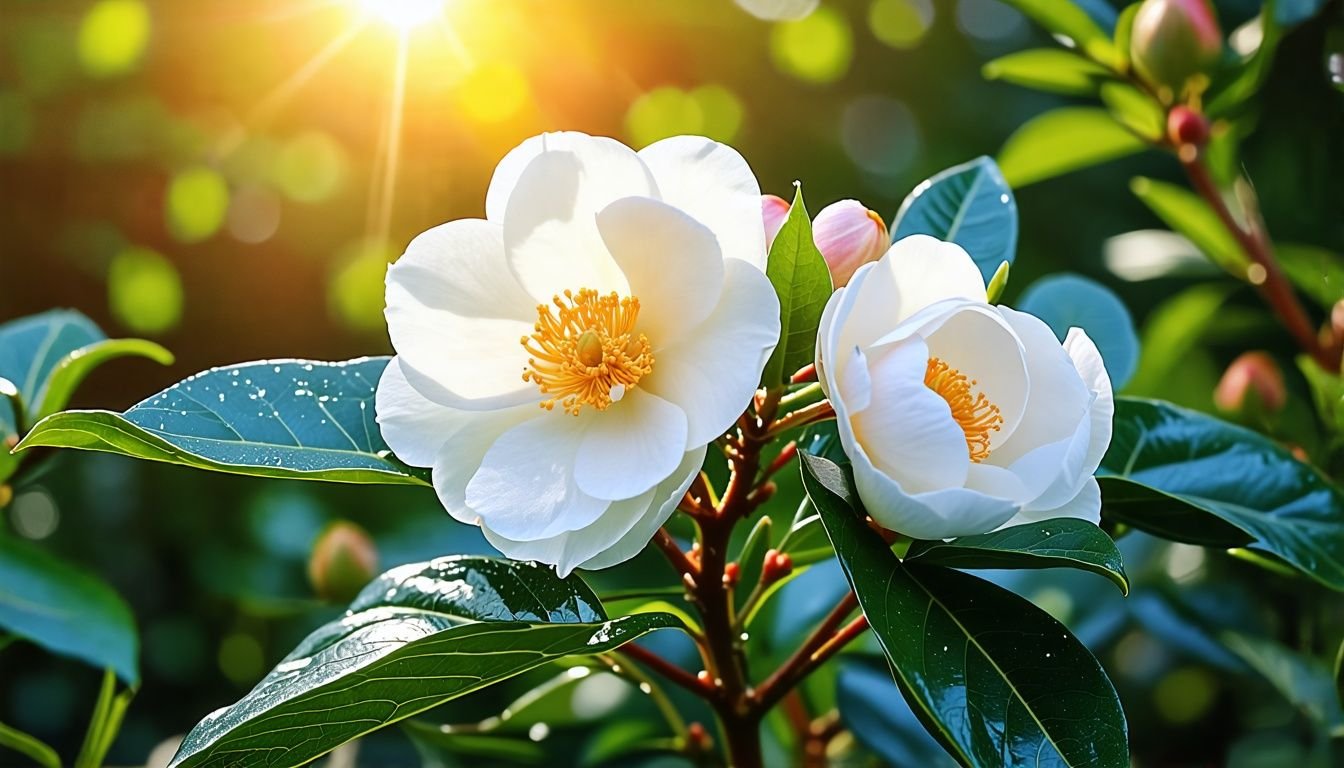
left=836, top=344, right=872, bottom=413
left=988, top=307, right=1091, bottom=465
left=642, top=259, right=780, bottom=446
left=638, top=136, right=767, bottom=269
left=579, top=446, right=706, bottom=571
left=848, top=336, right=970, bottom=493
left=428, top=404, right=538, bottom=525
left=574, top=390, right=688, bottom=501
left=385, top=219, right=538, bottom=410
left=920, top=304, right=1030, bottom=447
left=998, top=476, right=1101, bottom=529
left=481, top=485, right=655, bottom=578
left=376, top=357, right=459, bottom=467
left=503, top=136, right=657, bottom=302
left=595, top=196, right=724, bottom=342
left=964, top=462, right=1030, bottom=501
left=1064, top=327, right=1114, bottom=476
left=464, top=414, right=611, bottom=540
left=486, top=131, right=652, bottom=222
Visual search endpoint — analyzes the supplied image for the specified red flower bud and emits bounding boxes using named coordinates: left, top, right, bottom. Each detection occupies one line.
left=1131, top=0, right=1222, bottom=98
left=1214, top=351, right=1286, bottom=413
left=724, top=561, right=741, bottom=586
left=761, top=549, right=794, bottom=584
left=308, top=520, right=379, bottom=603
left=1167, top=106, right=1210, bottom=147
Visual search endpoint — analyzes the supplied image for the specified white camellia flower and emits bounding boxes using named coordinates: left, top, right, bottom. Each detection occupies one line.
left=376, top=132, right=781, bottom=576
left=815, top=235, right=1113, bottom=540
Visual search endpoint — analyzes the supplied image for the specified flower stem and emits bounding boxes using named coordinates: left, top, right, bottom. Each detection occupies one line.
left=612, top=645, right=710, bottom=703
left=753, top=593, right=868, bottom=712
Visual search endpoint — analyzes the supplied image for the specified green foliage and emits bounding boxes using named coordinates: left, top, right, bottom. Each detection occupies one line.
left=1130, top=177, right=1247, bottom=274
left=890, top=156, right=1017, bottom=284
left=998, top=108, right=1149, bottom=187
left=1276, top=243, right=1344, bottom=309
left=17, top=357, right=429, bottom=486
left=0, top=534, right=138, bottom=684
left=800, top=452, right=1130, bottom=767
left=761, top=187, right=832, bottom=387
left=1100, top=398, right=1344, bottom=589
left=169, top=556, right=682, bottom=768
left=905, top=518, right=1129, bottom=595
left=1017, top=273, right=1140, bottom=389
left=997, top=0, right=1121, bottom=67
left=982, top=49, right=1113, bottom=95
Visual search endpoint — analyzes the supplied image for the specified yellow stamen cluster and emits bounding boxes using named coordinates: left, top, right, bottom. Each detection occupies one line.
left=521, top=288, right=654, bottom=415
left=924, top=356, right=1003, bottom=463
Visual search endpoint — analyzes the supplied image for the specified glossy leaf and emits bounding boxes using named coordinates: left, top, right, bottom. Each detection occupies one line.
left=998, top=108, right=1148, bottom=187
left=0, top=310, right=103, bottom=413
left=837, top=658, right=958, bottom=768
left=761, top=187, right=832, bottom=386
left=16, top=357, right=429, bottom=486
left=1130, top=177, right=1247, bottom=274
left=982, top=48, right=1112, bottom=95
left=999, top=0, right=1120, bottom=66
left=0, top=534, right=138, bottom=684
left=1017, top=273, right=1140, bottom=389
left=169, top=556, right=682, bottom=768
left=891, top=156, right=1018, bottom=285
left=1277, top=243, right=1344, bottom=309
left=34, top=338, right=174, bottom=422
left=1099, top=398, right=1344, bottom=590
left=905, top=518, right=1129, bottom=595
left=801, top=452, right=1129, bottom=767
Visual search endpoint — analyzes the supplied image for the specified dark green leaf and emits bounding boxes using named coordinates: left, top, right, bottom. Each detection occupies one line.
left=0, top=535, right=138, bottom=684
left=998, top=0, right=1120, bottom=66
left=982, top=49, right=1113, bottom=95
left=33, top=338, right=174, bottom=423
left=1277, top=243, right=1344, bottom=309
left=17, top=357, right=429, bottom=486
left=1130, top=177, right=1247, bottom=274
left=1099, top=397, right=1344, bottom=590
left=801, top=452, right=1129, bottom=768
left=1221, top=631, right=1344, bottom=729
left=905, top=518, right=1129, bottom=595
left=999, top=108, right=1148, bottom=187
left=891, top=156, right=1017, bottom=285
left=1017, top=273, right=1140, bottom=388
left=169, top=556, right=682, bottom=768
left=761, top=187, right=832, bottom=386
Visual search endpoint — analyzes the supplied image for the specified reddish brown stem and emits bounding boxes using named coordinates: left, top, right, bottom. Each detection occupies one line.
left=654, top=527, right=699, bottom=578
left=619, top=643, right=713, bottom=700
left=754, top=594, right=868, bottom=712
left=1181, top=151, right=1336, bottom=369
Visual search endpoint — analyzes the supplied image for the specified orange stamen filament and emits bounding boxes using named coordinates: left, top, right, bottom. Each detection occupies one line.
left=521, top=288, right=654, bottom=415
left=924, top=356, right=1002, bottom=462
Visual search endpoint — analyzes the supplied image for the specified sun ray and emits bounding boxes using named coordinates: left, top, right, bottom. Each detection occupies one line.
left=366, top=30, right=411, bottom=249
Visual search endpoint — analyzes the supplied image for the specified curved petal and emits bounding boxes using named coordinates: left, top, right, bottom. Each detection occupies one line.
left=464, top=414, right=610, bottom=540
left=428, top=403, right=539, bottom=525
left=487, top=445, right=707, bottom=577
left=641, top=259, right=780, bottom=447
left=998, top=476, right=1101, bottom=529
left=376, top=357, right=461, bottom=467
left=849, top=336, right=971, bottom=493
left=503, top=136, right=657, bottom=302
left=987, top=307, right=1091, bottom=465
left=486, top=132, right=654, bottom=222
left=846, top=444, right=1018, bottom=539
left=385, top=219, right=538, bottom=409
left=1064, top=327, right=1114, bottom=476
left=574, top=390, right=688, bottom=501
left=920, top=304, right=1030, bottom=447
left=1003, top=421, right=1091, bottom=509
left=595, top=196, right=724, bottom=342
left=638, top=135, right=767, bottom=269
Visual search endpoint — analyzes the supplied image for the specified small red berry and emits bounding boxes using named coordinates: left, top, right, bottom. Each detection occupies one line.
left=1167, top=106, right=1209, bottom=147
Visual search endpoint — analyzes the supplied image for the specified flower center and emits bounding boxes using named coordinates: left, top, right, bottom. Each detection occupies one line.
left=521, top=288, right=654, bottom=415
left=924, top=356, right=1003, bottom=463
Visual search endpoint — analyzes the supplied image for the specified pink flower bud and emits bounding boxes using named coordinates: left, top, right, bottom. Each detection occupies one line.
left=762, top=194, right=791, bottom=248
left=812, top=199, right=889, bottom=287
left=1214, top=351, right=1286, bottom=413
left=308, top=520, right=379, bottom=603
left=1131, top=0, right=1222, bottom=98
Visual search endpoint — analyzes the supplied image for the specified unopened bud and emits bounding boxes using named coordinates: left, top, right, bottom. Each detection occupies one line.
left=812, top=200, right=889, bottom=287
left=724, top=562, right=741, bottom=586
left=1167, top=105, right=1210, bottom=147
left=308, top=520, right=379, bottom=603
left=1131, top=0, right=1223, bottom=100
left=3, top=435, right=16, bottom=450
left=687, top=721, right=714, bottom=752
left=762, top=194, right=791, bottom=249
left=761, top=549, right=794, bottom=584
left=1214, top=351, right=1286, bottom=413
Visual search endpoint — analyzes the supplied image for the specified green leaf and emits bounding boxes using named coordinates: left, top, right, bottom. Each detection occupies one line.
left=1017, top=273, right=1140, bottom=388
left=0, top=310, right=103, bottom=414
left=1099, top=397, right=1344, bottom=590
left=74, top=668, right=135, bottom=768
left=1099, top=82, right=1165, bottom=140
left=998, top=108, right=1149, bottom=187
left=34, top=338, right=174, bottom=422
left=17, top=358, right=429, bottom=486
left=169, top=556, right=681, bottom=768
left=1276, top=243, right=1344, bottom=309
left=905, top=518, right=1129, bottom=595
left=0, top=535, right=138, bottom=684
left=998, top=0, right=1121, bottom=67
left=734, top=514, right=774, bottom=606
left=800, top=452, right=1129, bottom=767
left=1299, top=356, right=1344, bottom=432
left=0, top=722, right=61, bottom=768
left=1126, top=283, right=1235, bottom=399
left=1113, top=3, right=1140, bottom=70
left=1220, top=631, right=1344, bottom=729
left=761, top=187, right=832, bottom=387
left=1130, top=177, right=1248, bottom=274
left=982, top=48, right=1113, bottom=95
left=891, top=156, right=1018, bottom=285
left=837, top=658, right=957, bottom=768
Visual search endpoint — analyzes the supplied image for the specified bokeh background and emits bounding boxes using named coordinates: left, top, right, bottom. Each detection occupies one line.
left=2, top=0, right=1342, bottom=765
